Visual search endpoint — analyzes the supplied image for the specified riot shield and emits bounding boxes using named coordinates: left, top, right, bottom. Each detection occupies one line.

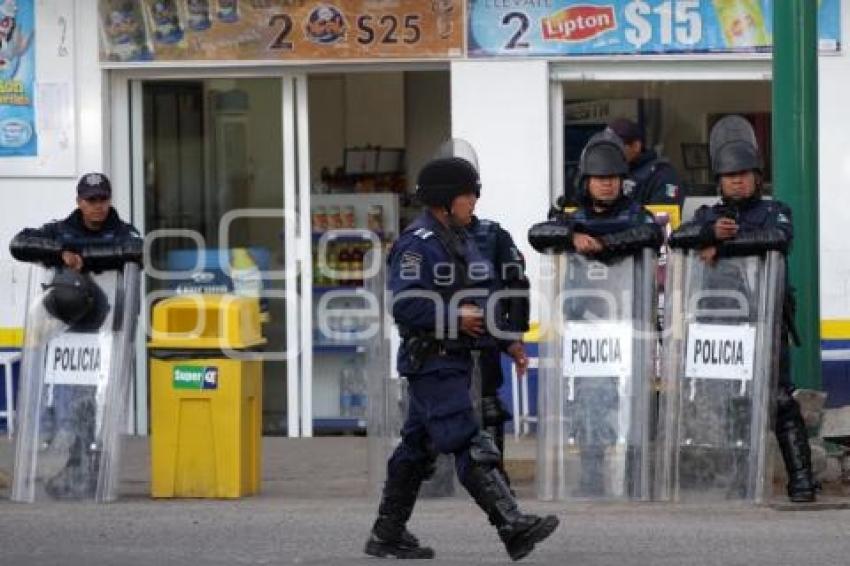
left=366, top=249, right=402, bottom=496
left=538, top=249, right=657, bottom=501
left=12, top=262, right=140, bottom=503
left=656, top=251, right=784, bottom=503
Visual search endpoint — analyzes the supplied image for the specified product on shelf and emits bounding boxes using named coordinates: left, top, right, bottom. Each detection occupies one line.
left=367, top=204, right=384, bottom=234
left=312, top=206, right=327, bottom=233
left=326, top=206, right=342, bottom=230
left=341, top=205, right=356, bottom=229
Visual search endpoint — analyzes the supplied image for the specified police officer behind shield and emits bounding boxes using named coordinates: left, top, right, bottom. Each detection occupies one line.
left=10, top=172, right=141, bottom=272
left=9, top=172, right=142, bottom=498
left=529, top=132, right=663, bottom=496
left=607, top=118, right=683, bottom=207
left=669, top=116, right=816, bottom=503
left=365, top=150, right=558, bottom=560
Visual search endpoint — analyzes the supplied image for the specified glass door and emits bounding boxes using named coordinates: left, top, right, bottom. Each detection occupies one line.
left=127, top=75, right=313, bottom=436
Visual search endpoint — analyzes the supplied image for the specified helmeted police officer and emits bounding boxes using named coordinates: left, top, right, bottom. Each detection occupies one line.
left=529, top=132, right=663, bottom=496
left=530, top=131, right=663, bottom=257
left=607, top=118, right=682, bottom=207
left=365, top=146, right=558, bottom=560
left=669, top=116, right=816, bottom=503
left=9, top=172, right=142, bottom=499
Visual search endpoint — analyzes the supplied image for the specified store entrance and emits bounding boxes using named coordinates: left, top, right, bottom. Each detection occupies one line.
left=304, top=70, right=450, bottom=435
left=141, top=78, right=291, bottom=435
left=557, top=80, right=772, bottom=219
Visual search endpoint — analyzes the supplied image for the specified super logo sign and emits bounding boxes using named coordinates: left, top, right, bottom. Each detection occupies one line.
left=542, top=4, right=616, bottom=42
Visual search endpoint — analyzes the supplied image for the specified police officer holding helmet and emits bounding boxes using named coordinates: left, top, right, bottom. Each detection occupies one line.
left=365, top=144, right=558, bottom=560
left=9, top=172, right=142, bottom=498
left=670, top=116, right=816, bottom=503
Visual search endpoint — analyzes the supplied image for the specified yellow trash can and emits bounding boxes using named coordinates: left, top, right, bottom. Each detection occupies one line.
left=148, top=294, right=266, bottom=498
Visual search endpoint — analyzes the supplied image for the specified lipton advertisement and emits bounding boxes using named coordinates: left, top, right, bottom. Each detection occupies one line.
left=99, top=1, right=464, bottom=63
left=468, top=0, right=840, bottom=58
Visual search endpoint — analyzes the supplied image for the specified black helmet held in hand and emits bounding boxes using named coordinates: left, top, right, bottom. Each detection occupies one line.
left=42, top=269, right=109, bottom=330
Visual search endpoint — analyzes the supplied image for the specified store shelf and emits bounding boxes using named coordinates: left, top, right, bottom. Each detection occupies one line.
left=312, top=232, right=387, bottom=242
left=313, top=285, right=365, bottom=295
left=313, top=342, right=366, bottom=354
left=313, top=417, right=367, bottom=433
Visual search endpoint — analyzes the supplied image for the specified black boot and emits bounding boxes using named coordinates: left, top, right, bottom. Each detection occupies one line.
left=775, top=393, right=816, bottom=503
left=462, top=433, right=559, bottom=561
left=365, top=459, right=435, bottom=559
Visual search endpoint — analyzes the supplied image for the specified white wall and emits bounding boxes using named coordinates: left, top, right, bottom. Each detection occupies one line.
left=818, top=6, right=850, bottom=321
left=0, top=0, right=105, bottom=333
left=450, top=60, right=551, bottom=319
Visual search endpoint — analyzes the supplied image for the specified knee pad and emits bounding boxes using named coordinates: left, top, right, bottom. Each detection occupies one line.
left=469, top=431, right=502, bottom=468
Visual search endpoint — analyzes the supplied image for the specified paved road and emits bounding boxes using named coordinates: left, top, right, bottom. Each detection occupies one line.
left=2, top=496, right=850, bottom=566
left=2, top=438, right=850, bottom=565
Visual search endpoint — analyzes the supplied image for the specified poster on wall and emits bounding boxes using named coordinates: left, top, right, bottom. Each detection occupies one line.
left=98, top=1, right=464, bottom=63
left=0, top=0, right=36, bottom=157
left=468, top=0, right=841, bottom=58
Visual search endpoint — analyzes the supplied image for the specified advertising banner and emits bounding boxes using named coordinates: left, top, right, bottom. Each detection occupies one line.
left=468, top=0, right=841, bottom=58
left=99, top=0, right=464, bottom=63
left=0, top=0, right=36, bottom=157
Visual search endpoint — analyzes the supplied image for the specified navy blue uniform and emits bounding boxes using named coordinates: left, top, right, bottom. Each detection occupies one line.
left=672, top=197, right=794, bottom=389
left=387, top=210, right=496, bottom=480
left=623, top=149, right=682, bottom=207
left=10, top=207, right=141, bottom=269
left=9, top=207, right=141, bottom=439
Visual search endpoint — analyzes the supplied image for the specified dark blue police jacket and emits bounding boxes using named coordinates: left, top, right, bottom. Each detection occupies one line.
left=623, top=149, right=682, bottom=207
left=684, top=197, right=793, bottom=249
left=570, top=197, right=656, bottom=236
left=388, top=210, right=495, bottom=377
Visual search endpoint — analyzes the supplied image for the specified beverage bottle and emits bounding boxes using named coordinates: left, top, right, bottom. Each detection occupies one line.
left=712, top=0, right=768, bottom=48
left=338, top=245, right=352, bottom=286
left=230, top=248, right=262, bottom=298
left=351, top=244, right=365, bottom=287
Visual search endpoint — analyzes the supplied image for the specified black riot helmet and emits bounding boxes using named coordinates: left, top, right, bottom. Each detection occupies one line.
left=576, top=131, right=629, bottom=207
left=42, top=269, right=109, bottom=330
left=710, top=115, right=763, bottom=177
left=415, top=138, right=481, bottom=209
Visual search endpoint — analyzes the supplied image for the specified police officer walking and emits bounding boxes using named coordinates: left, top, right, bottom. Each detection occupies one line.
left=365, top=146, right=558, bottom=560
left=669, top=116, right=817, bottom=503
left=607, top=118, right=683, bottom=207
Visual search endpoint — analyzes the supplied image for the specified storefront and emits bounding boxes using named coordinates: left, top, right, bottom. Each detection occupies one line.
left=100, top=2, right=462, bottom=437
left=2, top=1, right=850, bottom=438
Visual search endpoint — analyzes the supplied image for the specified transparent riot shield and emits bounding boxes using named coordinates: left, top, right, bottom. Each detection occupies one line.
left=656, top=251, right=784, bottom=503
left=366, top=248, right=402, bottom=496
left=538, top=248, right=657, bottom=501
left=12, top=262, right=140, bottom=503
